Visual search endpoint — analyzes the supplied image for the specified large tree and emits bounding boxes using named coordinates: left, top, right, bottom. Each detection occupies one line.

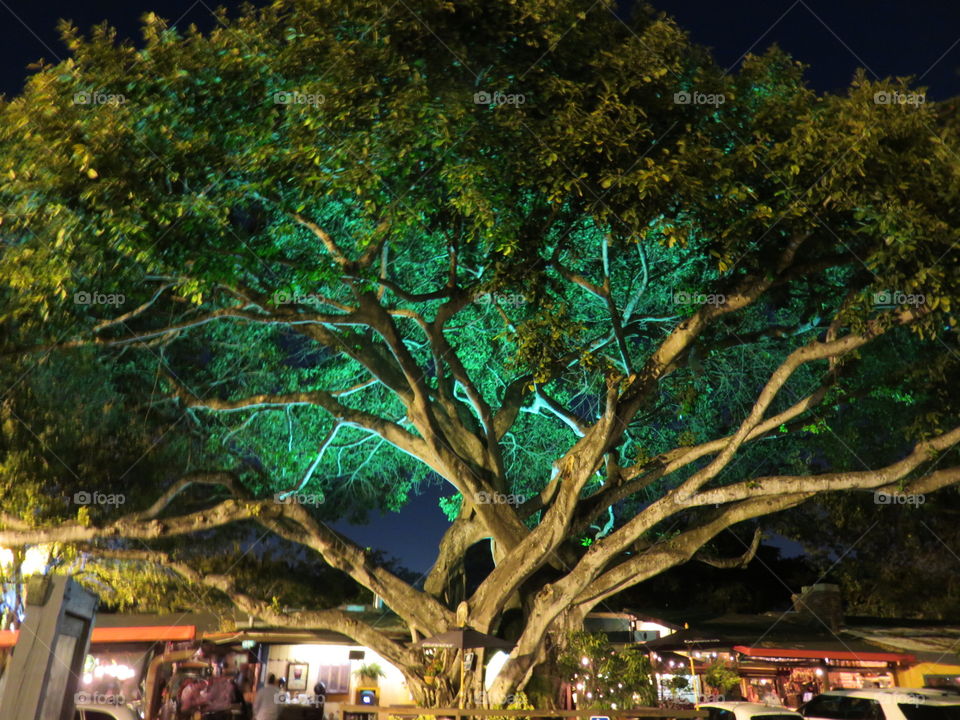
left=1, top=0, right=959, bottom=706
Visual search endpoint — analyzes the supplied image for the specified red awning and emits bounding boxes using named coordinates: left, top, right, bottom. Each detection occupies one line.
left=0, top=625, right=195, bottom=648
left=733, top=645, right=915, bottom=664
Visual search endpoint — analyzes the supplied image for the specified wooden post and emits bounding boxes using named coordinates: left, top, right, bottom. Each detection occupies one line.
left=0, top=575, right=98, bottom=720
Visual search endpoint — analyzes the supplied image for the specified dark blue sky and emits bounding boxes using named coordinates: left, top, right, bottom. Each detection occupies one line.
left=1, top=0, right=955, bottom=572
left=2, top=1, right=960, bottom=99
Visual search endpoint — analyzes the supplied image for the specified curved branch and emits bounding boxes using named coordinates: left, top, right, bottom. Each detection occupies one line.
left=86, top=546, right=422, bottom=672
left=131, top=471, right=251, bottom=521
left=674, top=309, right=922, bottom=500
left=423, top=515, right=488, bottom=598
left=172, top=381, right=436, bottom=469
left=267, top=502, right=455, bottom=634
left=0, top=498, right=266, bottom=546
left=689, top=425, right=960, bottom=507
left=92, top=282, right=175, bottom=332
left=696, top=526, right=762, bottom=569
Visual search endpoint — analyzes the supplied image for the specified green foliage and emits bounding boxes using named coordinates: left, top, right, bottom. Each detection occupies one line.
left=662, top=675, right=690, bottom=693
left=704, top=660, right=741, bottom=693
left=491, top=690, right=534, bottom=720
left=0, top=0, right=958, bottom=629
left=558, top=631, right=657, bottom=709
left=354, top=662, right=387, bottom=680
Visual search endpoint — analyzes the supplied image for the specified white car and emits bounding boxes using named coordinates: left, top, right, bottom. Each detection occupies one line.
left=800, top=688, right=960, bottom=720
left=74, top=703, right=139, bottom=720
left=702, top=701, right=805, bottom=720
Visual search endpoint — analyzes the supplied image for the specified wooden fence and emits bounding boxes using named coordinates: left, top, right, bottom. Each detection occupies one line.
left=340, top=704, right=708, bottom=720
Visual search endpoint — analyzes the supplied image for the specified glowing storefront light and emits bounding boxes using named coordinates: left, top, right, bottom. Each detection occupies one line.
left=484, top=651, right=510, bottom=690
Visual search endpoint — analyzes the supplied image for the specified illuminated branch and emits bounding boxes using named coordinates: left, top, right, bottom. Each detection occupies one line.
left=487, top=492, right=811, bottom=701
left=132, top=471, right=250, bottom=520
left=291, top=212, right=349, bottom=266
left=92, top=282, right=175, bottom=332
left=168, top=375, right=440, bottom=473
left=690, top=427, right=960, bottom=507
left=80, top=545, right=422, bottom=673
left=696, top=526, right=762, bottom=569
left=674, top=307, right=924, bottom=500
left=0, top=499, right=267, bottom=546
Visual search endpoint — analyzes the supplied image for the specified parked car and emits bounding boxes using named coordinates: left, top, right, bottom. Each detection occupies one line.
left=701, top=701, right=805, bottom=720
left=800, top=688, right=960, bottom=720
left=74, top=702, right=140, bottom=720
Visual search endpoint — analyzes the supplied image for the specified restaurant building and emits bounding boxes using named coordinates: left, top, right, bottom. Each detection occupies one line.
left=641, top=585, right=930, bottom=707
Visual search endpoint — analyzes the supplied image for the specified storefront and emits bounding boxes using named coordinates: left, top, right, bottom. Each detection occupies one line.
left=0, top=623, right=199, bottom=704
left=641, top=615, right=916, bottom=709
left=203, top=628, right=415, bottom=718
left=730, top=647, right=910, bottom=708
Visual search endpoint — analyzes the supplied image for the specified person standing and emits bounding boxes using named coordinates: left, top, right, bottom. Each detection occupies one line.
left=253, top=673, right=281, bottom=720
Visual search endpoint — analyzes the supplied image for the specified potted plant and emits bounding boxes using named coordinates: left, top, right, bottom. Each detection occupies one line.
left=423, top=657, right=444, bottom=685
left=704, top=659, right=741, bottom=698
left=663, top=675, right=690, bottom=701
left=354, top=662, right=386, bottom=685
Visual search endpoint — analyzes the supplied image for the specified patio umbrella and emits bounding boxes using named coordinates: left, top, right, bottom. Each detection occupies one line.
left=416, top=627, right=515, bottom=651
left=415, top=627, right=514, bottom=708
left=641, top=627, right=733, bottom=652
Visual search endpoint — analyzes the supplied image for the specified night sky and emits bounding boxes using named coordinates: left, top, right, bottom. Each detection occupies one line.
left=1, top=0, right=956, bottom=572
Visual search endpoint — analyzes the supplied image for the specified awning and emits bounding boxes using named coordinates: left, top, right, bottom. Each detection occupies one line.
left=733, top=645, right=915, bottom=664
left=0, top=625, right=195, bottom=648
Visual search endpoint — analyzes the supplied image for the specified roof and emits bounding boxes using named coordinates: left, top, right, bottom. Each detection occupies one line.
left=593, top=609, right=684, bottom=630
left=93, top=612, right=225, bottom=634
left=641, top=614, right=916, bottom=663
left=733, top=645, right=913, bottom=663
left=0, top=625, right=196, bottom=648
left=203, top=628, right=365, bottom=645
left=843, top=625, right=960, bottom=661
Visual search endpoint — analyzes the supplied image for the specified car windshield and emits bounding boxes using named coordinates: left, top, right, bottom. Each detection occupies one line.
left=803, top=695, right=885, bottom=720
left=898, top=705, right=960, bottom=720
left=706, top=708, right=736, bottom=720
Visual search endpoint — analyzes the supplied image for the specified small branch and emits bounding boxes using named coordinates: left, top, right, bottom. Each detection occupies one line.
left=291, top=212, right=349, bottom=266
left=696, top=527, right=762, bottom=568
left=131, top=471, right=250, bottom=521
left=92, top=283, right=175, bottom=333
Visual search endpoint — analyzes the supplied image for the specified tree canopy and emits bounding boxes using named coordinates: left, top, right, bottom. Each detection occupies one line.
left=1, top=0, right=959, bottom=706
